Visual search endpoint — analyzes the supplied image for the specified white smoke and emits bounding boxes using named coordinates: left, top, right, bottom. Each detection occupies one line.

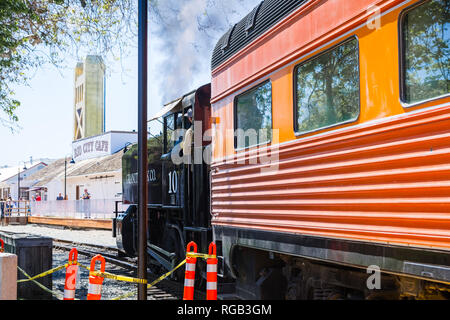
left=150, top=0, right=262, bottom=103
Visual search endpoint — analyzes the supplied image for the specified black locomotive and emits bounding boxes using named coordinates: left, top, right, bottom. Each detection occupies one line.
left=114, top=84, right=213, bottom=278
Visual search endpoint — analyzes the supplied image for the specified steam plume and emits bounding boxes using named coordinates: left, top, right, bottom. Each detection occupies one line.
left=150, top=0, right=261, bottom=103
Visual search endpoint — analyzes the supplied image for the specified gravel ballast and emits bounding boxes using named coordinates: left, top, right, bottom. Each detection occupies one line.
left=0, top=224, right=150, bottom=300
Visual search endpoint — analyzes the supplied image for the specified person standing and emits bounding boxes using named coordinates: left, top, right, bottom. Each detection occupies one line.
left=82, top=189, right=91, bottom=199
left=0, top=199, right=4, bottom=219
left=82, top=189, right=91, bottom=218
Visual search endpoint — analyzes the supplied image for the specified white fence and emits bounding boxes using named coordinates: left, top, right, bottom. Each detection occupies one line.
left=30, top=199, right=121, bottom=219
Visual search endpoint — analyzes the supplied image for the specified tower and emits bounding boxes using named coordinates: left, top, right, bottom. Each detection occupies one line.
left=73, top=55, right=106, bottom=141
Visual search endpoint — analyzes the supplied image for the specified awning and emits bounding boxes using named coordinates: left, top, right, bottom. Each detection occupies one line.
left=147, top=89, right=198, bottom=122
left=182, top=91, right=196, bottom=110
left=148, top=98, right=182, bottom=121
left=27, top=186, right=47, bottom=192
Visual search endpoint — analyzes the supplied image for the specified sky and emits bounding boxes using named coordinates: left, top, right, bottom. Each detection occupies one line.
left=0, top=40, right=167, bottom=167
left=0, top=0, right=260, bottom=167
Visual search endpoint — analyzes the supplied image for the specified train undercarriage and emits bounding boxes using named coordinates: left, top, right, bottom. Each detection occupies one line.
left=229, top=245, right=450, bottom=300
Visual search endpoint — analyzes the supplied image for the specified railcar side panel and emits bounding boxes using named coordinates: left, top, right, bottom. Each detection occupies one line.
left=210, top=0, right=450, bottom=288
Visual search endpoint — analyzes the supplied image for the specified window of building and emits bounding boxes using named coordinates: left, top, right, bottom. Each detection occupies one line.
left=234, top=81, right=272, bottom=149
left=294, top=37, right=360, bottom=135
left=401, top=0, right=449, bottom=104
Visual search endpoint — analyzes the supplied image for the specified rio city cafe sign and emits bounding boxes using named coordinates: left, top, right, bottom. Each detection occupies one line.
left=72, top=135, right=110, bottom=161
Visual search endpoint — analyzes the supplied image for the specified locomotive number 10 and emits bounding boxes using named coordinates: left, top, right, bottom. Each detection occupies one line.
left=168, top=170, right=178, bottom=194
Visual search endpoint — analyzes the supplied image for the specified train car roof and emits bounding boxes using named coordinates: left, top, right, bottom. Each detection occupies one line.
left=211, top=0, right=308, bottom=71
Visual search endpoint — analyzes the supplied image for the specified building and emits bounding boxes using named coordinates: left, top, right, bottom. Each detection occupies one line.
left=72, top=130, right=137, bottom=162
left=23, top=150, right=125, bottom=219
left=0, top=162, right=48, bottom=200
left=8, top=56, right=136, bottom=219
left=73, top=55, right=106, bottom=141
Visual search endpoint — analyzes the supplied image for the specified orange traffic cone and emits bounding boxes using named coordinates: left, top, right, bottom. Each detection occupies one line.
left=206, top=242, right=218, bottom=300
left=183, top=241, right=198, bottom=300
left=87, top=254, right=105, bottom=300
left=64, top=248, right=79, bottom=300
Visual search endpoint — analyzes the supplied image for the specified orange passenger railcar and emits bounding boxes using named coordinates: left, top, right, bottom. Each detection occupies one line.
left=210, top=0, right=450, bottom=299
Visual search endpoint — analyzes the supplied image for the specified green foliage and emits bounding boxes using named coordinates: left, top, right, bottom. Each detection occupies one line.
left=235, top=81, right=272, bottom=149
left=295, top=38, right=359, bottom=134
left=403, top=0, right=449, bottom=103
left=0, top=0, right=136, bottom=130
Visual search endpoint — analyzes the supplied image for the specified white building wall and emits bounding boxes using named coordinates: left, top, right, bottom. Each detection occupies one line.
left=64, top=171, right=122, bottom=201
left=2, top=163, right=47, bottom=200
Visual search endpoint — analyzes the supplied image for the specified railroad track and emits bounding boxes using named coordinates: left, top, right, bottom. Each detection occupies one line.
left=0, top=228, right=206, bottom=300
left=53, top=239, right=206, bottom=300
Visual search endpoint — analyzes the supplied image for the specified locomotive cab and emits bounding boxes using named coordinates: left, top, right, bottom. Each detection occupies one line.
left=116, top=83, right=212, bottom=277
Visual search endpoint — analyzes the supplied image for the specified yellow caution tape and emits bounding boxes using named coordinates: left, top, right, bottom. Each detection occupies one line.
left=17, top=266, right=65, bottom=300
left=75, top=261, right=147, bottom=284
left=147, top=259, right=186, bottom=289
left=17, top=263, right=68, bottom=283
left=90, top=270, right=148, bottom=284
left=111, top=259, right=187, bottom=301
left=186, top=252, right=216, bottom=260
left=14, top=251, right=211, bottom=301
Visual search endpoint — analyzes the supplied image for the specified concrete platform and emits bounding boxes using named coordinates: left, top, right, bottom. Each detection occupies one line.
left=27, top=216, right=112, bottom=230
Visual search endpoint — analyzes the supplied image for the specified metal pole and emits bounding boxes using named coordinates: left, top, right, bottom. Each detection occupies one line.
left=64, top=158, right=67, bottom=200
left=17, top=167, right=20, bottom=201
left=17, top=162, right=20, bottom=200
left=137, top=0, right=148, bottom=300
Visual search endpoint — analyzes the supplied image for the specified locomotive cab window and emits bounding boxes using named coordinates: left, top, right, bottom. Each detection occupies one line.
left=401, top=0, right=449, bottom=105
left=294, top=37, right=360, bottom=135
left=163, top=112, right=181, bottom=154
left=234, top=80, right=272, bottom=150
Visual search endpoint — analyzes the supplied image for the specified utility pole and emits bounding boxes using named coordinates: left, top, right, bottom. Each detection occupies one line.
left=137, top=0, right=148, bottom=300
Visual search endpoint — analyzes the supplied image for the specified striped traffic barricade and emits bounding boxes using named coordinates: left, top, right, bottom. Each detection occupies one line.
left=183, top=241, right=198, bottom=300
left=87, top=254, right=106, bottom=300
left=64, top=248, right=79, bottom=300
left=206, top=242, right=218, bottom=300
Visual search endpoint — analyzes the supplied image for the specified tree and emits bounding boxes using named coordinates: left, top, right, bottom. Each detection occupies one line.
left=295, top=38, right=359, bottom=134
left=403, top=0, right=449, bottom=103
left=0, top=0, right=260, bottom=130
left=0, top=0, right=137, bottom=130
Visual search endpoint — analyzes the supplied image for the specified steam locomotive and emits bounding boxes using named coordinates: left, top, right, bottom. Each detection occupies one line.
left=115, top=83, right=213, bottom=279
left=115, top=0, right=450, bottom=300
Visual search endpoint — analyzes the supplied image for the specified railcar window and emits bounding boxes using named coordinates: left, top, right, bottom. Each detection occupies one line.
left=294, top=38, right=359, bottom=135
left=235, top=81, right=272, bottom=149
left=402, top=0, right=449, bottom=104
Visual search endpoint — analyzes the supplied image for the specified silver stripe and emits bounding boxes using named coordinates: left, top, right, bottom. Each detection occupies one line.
left=207, top=264, right=217, bottom=273
left=184, top=278, right=195, bottom=287
left=207, top=282, right=217, bottom=290
left=64, top=289, right=75, bottom=299
left=88, top=283, right=102, bottom=296
left=186, top=263, right=196, bottom=272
